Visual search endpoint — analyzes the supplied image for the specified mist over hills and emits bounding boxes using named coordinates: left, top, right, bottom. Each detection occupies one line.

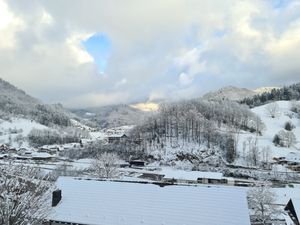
left=71, top=104, right=148, bottom=129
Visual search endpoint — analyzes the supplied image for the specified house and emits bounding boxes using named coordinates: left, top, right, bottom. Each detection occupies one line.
left=160, top=168, right=225, bottom=184
left=18, top=147, right=29, bottom=153
left=41, top=148, right=58, bottom=154
left=286, top=153, right=300, bottom=165
left=285, top=198, right=300, bottom=225
left=0, top=144, right=9, bottom=151
left=107, top=134, right=128, bottom=143
left=276, top=152, right=300, bottom=166
left=0, top=154, right=8, bottom=159
left=138, top=172, right=165, bottom=181
left=31, top=152, right=55, bottom=161
left=129, top=159, right=146, bottom=167
left=47, top=177, right=251, bottom=225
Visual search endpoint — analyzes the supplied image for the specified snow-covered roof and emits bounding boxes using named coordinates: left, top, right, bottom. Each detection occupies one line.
left=160, top=168, right=223, bottom=180
left=291, top=198, right=300, bottom=218
left=0, top=154, right=7, bottom=158
left=49, top=177, right=250, bottom=225
left=31, top=152, right=54, bottom=158
left=285, top=152, right=300, bottom=163
left=107, top=133, right=127, bottom=138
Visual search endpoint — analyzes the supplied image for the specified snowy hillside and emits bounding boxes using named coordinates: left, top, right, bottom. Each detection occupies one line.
left=238, top=101, right=300, bottom=165
left=0, top=118, right=48, bottom=148
left=0, top=78, right=73, bottom=127
left=202, top=86, right=256, bottom=101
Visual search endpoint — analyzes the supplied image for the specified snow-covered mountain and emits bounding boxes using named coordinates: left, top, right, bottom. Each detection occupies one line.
left=0, top=78, right=89, bottom=148
left=202, top=86, right=256, bottom=101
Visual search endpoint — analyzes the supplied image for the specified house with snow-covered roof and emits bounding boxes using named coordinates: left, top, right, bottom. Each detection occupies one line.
left=0, top=144, right=9, bottom=151
left=47, top=177, right=251, bottom=225
left=107, top=133, right=128, bottom=143
left=159, top=168, right=225, bottom=184
left=285, top=198, right=300, bottom=225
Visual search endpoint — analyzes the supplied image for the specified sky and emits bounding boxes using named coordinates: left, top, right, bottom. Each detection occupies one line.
left=0, top=0, right=300, bottom=108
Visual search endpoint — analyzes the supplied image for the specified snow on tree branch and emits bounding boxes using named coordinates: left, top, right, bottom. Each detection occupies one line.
left=0, top=164, right=54, bottom=225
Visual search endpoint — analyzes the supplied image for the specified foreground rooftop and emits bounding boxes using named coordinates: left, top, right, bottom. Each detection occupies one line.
left=49, top=177, right=251, bottom=225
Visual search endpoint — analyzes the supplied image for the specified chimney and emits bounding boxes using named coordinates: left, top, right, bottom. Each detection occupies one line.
left=52, top=189, right=62, bottom=207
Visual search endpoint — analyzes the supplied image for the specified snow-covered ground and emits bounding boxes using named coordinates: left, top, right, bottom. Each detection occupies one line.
left=237, top=101, right=300, bottom=164
left=88, top=125, right=134, bottom=140
left=0, top=118, right=48, bottom=148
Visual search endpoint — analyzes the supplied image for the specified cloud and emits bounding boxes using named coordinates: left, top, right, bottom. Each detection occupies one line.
left=0, top=0, right=300, bottom=107
left=82, top=34, right=112, bottom=73
left=0, top=0, right=24, bottom=49
left=64, top=91, right=131, bottom=108
left=176, top=47, right=207, bottom=86
left=66, top=33, right=94, bottom=64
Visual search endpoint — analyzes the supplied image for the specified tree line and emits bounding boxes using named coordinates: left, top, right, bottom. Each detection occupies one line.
left=129, top=99, right=264, bottom=163
left=240, top=83, right=300, bottom=108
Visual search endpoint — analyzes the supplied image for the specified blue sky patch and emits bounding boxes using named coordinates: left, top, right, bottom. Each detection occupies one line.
left=82, top=33, right=112, bottom=73
left=271, top=0, right=291, bottom=9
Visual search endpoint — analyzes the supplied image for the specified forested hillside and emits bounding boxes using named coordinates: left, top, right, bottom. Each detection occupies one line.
left=202, top=86, right=256, bottom=101
left=130, top=99, right=263, bottom=164
left=241, top=83, right=300, bottom=107
left=0, top=78, right=72, bottom=126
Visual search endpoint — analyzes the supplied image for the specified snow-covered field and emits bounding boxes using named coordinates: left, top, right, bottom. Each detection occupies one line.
left=0, top=118, right=48, bottom=148
left=238, top=101, right=300, bottom=164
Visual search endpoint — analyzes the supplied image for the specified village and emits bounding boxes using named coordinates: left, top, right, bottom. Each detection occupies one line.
left=2, top=0, right=300, bottom=224
left=1, top=128, right=300, bottom=225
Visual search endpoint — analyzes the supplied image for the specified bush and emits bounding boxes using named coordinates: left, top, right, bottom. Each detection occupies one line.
left=273, top=130, right=296, bottom=148
left=273, top=134, right=280, bottom=146
left=284, top=121, right=295, bottom=131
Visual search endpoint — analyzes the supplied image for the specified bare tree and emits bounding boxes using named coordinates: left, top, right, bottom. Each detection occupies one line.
left=0, top=164, right=53, bottom=225
left=261, top=146, right=271, bottom=164
left=265, top=102, right=280, bottom=118
left=248, top=182, right=281, bottom=225
left=253, top=115, right=265, bottom=135
left=276, top=130, right=297, bottom=147
left=291, top=101, right=300, bottom=114
left=285, top=131, right=297, bottom=148
left=246, top=137, right=260, bottom=166
left=91, top=152, right=120, bottom=178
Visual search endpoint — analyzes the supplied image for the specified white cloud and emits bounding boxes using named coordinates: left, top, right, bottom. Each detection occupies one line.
left=41, top=10, right=53, bottom=25
left=115, top=78, right=127, bottom=88
left=0, top=0, right=24, bottom=49
left=0, top=0, right=300, bottom=107
left=64, top=91, right=131, bottom=108
left=176, top=47, right=207, bottom=86
left=66, top=33, right=94, bottom=64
